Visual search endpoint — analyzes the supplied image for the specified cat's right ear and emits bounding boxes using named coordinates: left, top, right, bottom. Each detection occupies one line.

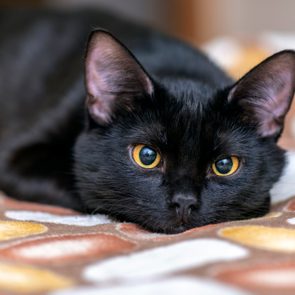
left=228, top=50, right=295, bottom=140
left=84, top=30, right=154, bottom=125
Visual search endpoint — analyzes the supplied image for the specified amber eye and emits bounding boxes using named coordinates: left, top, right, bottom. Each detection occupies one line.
left=132, top=144, right=161, bottom=169
left=212, top=156, right=240, bottom=176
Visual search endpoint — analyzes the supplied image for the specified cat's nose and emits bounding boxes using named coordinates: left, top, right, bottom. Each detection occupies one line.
left=171, top=193, right=197, bottom=224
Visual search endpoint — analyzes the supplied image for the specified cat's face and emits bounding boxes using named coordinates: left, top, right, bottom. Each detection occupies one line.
left=74, top=31, right=295, bottom=233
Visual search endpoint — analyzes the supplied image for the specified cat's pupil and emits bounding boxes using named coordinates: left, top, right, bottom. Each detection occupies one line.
left=215, top=158, right=233, bottom=174
left=139, top=146, right=157, bottom=165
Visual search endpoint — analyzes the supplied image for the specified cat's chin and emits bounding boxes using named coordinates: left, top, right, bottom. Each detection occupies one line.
left=163, top=225, right=193, bottom=235
left=143, top=222, right=201, bottom=235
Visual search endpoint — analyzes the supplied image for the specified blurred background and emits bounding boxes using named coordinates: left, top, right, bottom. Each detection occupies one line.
left=1, top=0, right=295, bottom=44
left=0, top=0, right=295, bottom=147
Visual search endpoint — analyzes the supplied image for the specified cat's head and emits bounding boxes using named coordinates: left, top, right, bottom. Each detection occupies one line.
left=74, top=30, right=295, bottom=233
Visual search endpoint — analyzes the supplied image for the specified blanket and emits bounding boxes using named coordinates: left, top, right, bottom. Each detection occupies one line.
left=0, top=190, right=295, bottom=295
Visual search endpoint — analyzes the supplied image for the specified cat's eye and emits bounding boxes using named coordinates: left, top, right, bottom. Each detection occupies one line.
left=212, top=156, right=240, bottom=176
left=132, top=144, right=161, bottom=169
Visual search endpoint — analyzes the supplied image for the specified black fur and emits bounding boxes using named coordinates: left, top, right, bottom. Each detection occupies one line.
left=0, top=9, right=294, bottom=233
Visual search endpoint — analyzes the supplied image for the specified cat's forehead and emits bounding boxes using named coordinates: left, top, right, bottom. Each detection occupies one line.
left=157, top=78, right=219, bottom=127
left=131, top=93, right=230, bottom=147
left=158, top=77, right=219, bottom=108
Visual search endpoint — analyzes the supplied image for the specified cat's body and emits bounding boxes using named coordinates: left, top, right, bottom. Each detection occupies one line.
left=0, top=9, right=294, bottom=233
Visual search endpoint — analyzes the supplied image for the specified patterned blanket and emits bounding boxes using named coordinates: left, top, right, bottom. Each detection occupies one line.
left=0, top=190, right=295, bottom=295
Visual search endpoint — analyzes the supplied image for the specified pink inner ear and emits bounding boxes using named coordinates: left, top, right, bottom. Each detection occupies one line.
left=258, top=69, right=294, bottom=137
left=86, top=43, right=117, bottom=124
left=85, top=38, right=120, bottom=98
left=86, top=58, right=103, bottom=99
left=87, top=94, right=113, bottom=125
left=84, top=31, right=154, bottom=125
left=229, top=50, right=295, bottom=138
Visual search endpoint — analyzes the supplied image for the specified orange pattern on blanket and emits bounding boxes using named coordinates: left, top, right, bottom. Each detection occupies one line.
left=0, top=263, right=73, bottom=293
left=219, top=226, right=295, bottom=253
left=0, top=220, right=47, bottom=241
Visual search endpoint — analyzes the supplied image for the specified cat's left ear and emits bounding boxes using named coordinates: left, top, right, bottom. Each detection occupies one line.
left=85, top=30, right=154, bottom=125
left=228, top=50, right=295, bottom=139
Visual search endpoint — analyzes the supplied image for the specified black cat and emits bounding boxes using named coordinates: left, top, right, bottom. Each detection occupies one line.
left=0, top=10, right=294, bottom=233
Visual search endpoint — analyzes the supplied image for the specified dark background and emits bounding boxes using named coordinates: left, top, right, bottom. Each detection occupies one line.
left=1, top=0, right=295, bottom=44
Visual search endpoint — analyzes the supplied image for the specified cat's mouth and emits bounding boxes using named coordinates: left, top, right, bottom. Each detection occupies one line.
left=166, top=225, right=193, bottom=234
left=154, top=223, right=199, bottom=235
left=146, top=218, right=203, bottom=234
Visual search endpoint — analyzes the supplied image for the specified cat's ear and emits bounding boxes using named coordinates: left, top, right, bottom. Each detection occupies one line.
left=228, top=50, right=295, bottom=139
left=85, top=30, right=154, bottom=125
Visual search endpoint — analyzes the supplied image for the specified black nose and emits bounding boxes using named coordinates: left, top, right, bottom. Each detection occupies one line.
left=171, top=193, right=197, bottom=224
